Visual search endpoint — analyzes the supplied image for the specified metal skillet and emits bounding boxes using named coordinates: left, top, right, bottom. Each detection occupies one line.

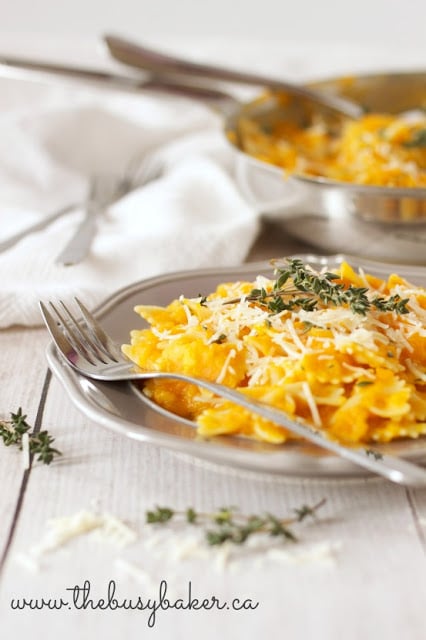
left=104, top=35, right=426, bottom=265
left=0, top=37, right=424, bottom=264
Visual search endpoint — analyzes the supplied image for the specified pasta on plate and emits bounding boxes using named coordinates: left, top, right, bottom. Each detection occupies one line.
left=122, top=259, right=426, bottom=446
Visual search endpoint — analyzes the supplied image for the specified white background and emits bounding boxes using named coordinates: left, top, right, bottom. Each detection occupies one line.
left=0, top=0, right=425, bottom=49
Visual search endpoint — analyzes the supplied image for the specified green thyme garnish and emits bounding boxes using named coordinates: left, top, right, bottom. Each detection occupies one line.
left=371, top=294, right=410, bottom=314
left=146, top=498, right=326, bottom=546
left=365, top=448, right=384, bottom=460
left=403, top=128, right=426, bottom=148
left=301, top=320, right=321, bottom=333
left=225, top=258, right=409, bottom=316
left=0, top=408, right=61, bottom=465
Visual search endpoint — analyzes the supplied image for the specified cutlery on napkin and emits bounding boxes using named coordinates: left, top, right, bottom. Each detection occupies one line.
left=0, top=76, right=259, bottom=328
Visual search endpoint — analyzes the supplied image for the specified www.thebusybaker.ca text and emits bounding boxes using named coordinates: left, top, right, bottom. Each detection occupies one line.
left=10, top=579, right=259, bottom=627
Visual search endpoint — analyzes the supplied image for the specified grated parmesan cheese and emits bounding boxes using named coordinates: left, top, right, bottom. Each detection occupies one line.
left=215, top=348, right=236, bottom=384
left=285, top=318, right=307, bottom=353
left=124, top=260, right=426, bottom=446
left=91, top=512, right=138, bottom=548
left=266, top=540, right=341, bottom=567
left=15, top=509, right=137, bottom=570
left=31, top=510, right=103, bottom=556
left=21, top=432, right=30, bottom=470
left=302, top=381, right=322, bottom=427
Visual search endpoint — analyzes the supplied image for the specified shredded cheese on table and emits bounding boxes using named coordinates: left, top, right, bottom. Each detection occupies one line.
left=122, top=261, right=426, bottom=446
left=14, top=509, right=137, bottom=572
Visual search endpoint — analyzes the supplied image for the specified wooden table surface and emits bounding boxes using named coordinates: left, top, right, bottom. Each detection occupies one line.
left=1, top=223, right=426, bottom=640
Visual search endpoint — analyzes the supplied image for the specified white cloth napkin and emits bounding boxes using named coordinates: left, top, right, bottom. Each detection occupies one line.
left=0, top=75, right=259, bottom=328
left=2, top=39, right=424, bottom=329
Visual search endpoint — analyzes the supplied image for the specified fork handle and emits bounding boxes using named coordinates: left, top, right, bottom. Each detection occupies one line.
left=55, top=209, right=98, bottom=266
left=80, top=360, right=426, bottom=487
left=0, top=202, right=77, bottom=254
left=100, top=367, right=426, bottom=488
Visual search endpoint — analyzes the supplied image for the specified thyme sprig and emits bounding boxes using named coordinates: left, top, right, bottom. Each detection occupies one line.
left=146, top=498, right=326, bottom=546
left=224, top=258, right=409, bottom=316
left=365, top=448, right=384, bottom=460
left=0, top=408, right=61, bottom=465
left=403, top=128, right=426, bottom=148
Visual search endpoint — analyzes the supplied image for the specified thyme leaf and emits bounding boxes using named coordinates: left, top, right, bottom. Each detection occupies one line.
left=365, top=448, right=384, bottom=460
left=226, top=258, right=409, bottom=316
left=0, top=408, right=61, bottom=465
left=371, top=294, right=409, bottom=314
left=145, top=498, right=326, bottom=546
left=403, top=128, right=426, bottom=148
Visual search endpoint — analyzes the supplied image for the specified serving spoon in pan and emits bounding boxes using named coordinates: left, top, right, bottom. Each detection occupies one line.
left=103, top=33, right=364, bottom=119
left=0, top=37, right=423, bottom=263
left=0, top=35, right=362, bottom=118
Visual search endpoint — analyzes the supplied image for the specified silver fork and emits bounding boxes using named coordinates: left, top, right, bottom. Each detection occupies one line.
left=39, top=298, right=426, bottom=487
left=0, top=202, right=78, bottom=255
left=55, top=154, right=162, bottom=267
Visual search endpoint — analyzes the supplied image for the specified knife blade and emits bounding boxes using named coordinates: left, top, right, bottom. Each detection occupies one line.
left=0, top=53, right=234, bottom=103
left=0, top=53, right=149, bottom=89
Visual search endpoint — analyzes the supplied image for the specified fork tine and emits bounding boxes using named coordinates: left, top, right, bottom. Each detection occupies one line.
left=48, top=302, right=99, bottom=365
left=56, top=301, right=112, bottom=365
left=39, top=301, right=77, bottom=361
left=74, top=298, right=123, bottom=362
left=40, top=302, right=96, bottom=367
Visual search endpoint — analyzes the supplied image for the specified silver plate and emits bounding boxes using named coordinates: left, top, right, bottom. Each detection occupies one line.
left=46, top=254, right=426, bottom=479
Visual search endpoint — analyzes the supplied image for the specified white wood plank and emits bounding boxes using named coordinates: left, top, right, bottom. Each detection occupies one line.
left=0, top=328, right=50, bottom=554
left=1, top=372, right=426, bottom=639
left=405, top=488, right=426, bottom=552
left=1, top=233, right=425, bottom=639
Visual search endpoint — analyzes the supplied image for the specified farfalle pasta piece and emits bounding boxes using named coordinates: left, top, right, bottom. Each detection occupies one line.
left=123, top=260, right=426, bottom=446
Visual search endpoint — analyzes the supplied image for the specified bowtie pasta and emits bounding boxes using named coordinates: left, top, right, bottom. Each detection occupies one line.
left=122, top=260, right=426, bottom=445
